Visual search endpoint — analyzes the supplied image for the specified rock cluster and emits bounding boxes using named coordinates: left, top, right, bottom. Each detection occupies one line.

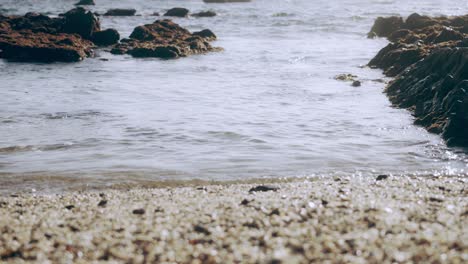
left=111, top=19, right=221, bottom=59
left=0, top=8, right=119, bottom=62
left=368, top=13, right=468, bottom=147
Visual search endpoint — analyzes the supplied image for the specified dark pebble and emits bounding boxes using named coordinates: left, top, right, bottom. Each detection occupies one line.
left=132, top=208, right=145, bottom=215
left=429, top=197, right=444, bottom=203
left=194, top=224, right=211, bottom=235
left=248, top=185, right=279, bottom=193
left=269, top=208, right=280, bottom=216
left=98, top=200, right=108, bottom=207
left=240, top=199, right=251, bottom=206
left=65, top=205, right=75, bottom=210
left=352, top=80, right=362, bottom=87
left=376, top=175, right=389, bottom=181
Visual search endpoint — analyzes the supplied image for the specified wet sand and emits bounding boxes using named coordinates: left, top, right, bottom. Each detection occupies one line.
left=0, top=175, right=467, bottom=263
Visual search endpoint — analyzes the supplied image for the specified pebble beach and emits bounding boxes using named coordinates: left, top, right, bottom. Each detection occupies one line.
left=1, top=175, right=467, bottom=263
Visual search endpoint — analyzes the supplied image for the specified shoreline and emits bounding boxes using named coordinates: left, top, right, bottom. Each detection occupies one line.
left=1, top=175, right=467, bottom=262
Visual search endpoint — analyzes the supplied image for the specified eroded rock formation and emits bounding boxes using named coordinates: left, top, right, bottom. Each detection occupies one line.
left=0, top=8, right=120, bottom=62
left=369, top=13, right=468, bottom=147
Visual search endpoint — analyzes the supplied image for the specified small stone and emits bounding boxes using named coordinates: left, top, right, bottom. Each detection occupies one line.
left=269, top=208, right=280, bottom=216
left=98, top=200, right=108, bottom=207
left=429, top=197, right=444, bottom=203
left=132, top=208, right=145, bottom=215
left=376, top=175, right=389, bottom=181
left=352, top=80, right=361, bottom=87
left=65, top=205, right=75, bottom=210
left=249, top=185, right=279, bottom=193
left=240, top=199, right=251, bottom=206
left=194, top=224, right=211, bottom=235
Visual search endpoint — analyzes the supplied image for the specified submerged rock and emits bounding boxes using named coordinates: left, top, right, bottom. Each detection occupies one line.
left=164, top=8, right=189, bottom=17
left=111, top=19, right=220, bottom=59
left=103, top=9, right=137, bottom=16
left=75, top=0, right=95, bottom=6
left=192, top=11, right=217, bottom=18
left=368, top=13, right=468, bottom=147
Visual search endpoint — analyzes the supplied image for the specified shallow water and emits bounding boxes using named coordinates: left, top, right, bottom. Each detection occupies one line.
left=1, top=0, right=467, bottom=194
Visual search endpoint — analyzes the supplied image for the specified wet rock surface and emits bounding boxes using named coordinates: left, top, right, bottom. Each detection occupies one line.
left=369, top=13, right=468, bottom=147
left=111, top=19, right=220, bottom=59
left=103, top=9, right=137, bottom=17
left=164, top=8, right=189, bottom=18
left=0, top=8, right=118, bottom=62
left=75, top=0, right=95, bottom=6
left=192, top=11, right=217, bottom=18
left=0, top=176, right=466, bottom=262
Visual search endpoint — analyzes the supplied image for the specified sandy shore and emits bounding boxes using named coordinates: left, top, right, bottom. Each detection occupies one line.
left=0, top=175, right=467, bottom=263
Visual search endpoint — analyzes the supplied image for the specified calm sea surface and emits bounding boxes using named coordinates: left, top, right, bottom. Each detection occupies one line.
left=1, top=0, right=467, bottom=194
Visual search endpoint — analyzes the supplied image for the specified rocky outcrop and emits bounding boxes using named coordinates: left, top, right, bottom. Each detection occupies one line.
left=103, top=9, right=137, bottom=16
left=368, top=13, right=468, bottom=147
left=111, top=19, right=220, bottom=59
left=386, top=47, right=468, bottom=147
left=0, top=31, right=94, bottom=62
left=164, top=8, right=189, bottom=17
left=0, top=8, right=120, bottom=62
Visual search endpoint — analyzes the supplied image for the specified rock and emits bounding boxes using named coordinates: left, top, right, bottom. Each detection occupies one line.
left=334, top=74, right=362, bottom=86
left=62, top=7, right=100, bottom=39
left=193, top=29, right=217, bottom=41
left=152, top=12, right=160, bottom=16
left=194, top=225, right=211, bottom=235
left=132, top=208, right=145, bottom=215
left=0, top=31, right=94, bottom=62
left=111, top=19, right=220, bottom=59
left=240, top=199, right=251, bottom=205
left=91, top=28, right=119, bottom=46
left=385, top=48, right=468, bottom=147
left=388, top=29, right=413, bottom=43
left=352, top=80, right=361, bottom=87
left=432, top=27, right=464, bottom=43
left=65, top=205, right=75, bottom=210
left=368, top=43, right=427, bottom=77
left=164, top=8, right=189, bottom=17
left=334, top=73, right=357, bottom=81
left=103, top=9, right=137, bottom=16
left=404, top=13, right=437, bottom=30
left=248, top=185, right=279, bottom=193
left=98, top=200, right=107, bottom=207
left=368, top=16, right=404, bottom=38
left=192, top=11, right=217, bottom=18
left=75, top=0, right=95, bottom=6
left=0, top=8, right=121, bottom=62
left=376, top=175, right=389, bottom=181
